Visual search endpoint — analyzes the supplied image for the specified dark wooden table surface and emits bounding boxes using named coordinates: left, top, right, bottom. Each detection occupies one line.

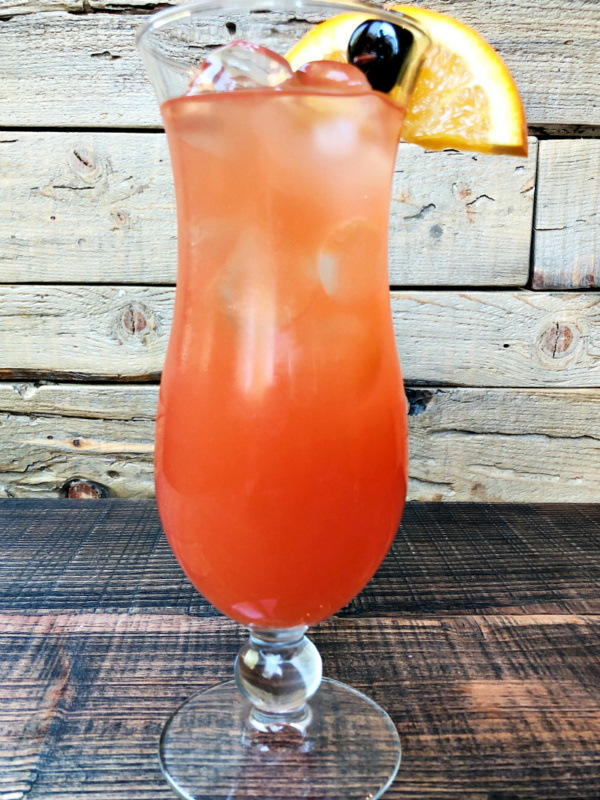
left=1, top=500, right=599, bottom=799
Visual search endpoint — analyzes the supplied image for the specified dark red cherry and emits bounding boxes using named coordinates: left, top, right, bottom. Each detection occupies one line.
left=348, top=20, right=414, bottom=93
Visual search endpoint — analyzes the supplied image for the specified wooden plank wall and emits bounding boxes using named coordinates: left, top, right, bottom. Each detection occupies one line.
left=0, top=0, right=599, bottom=501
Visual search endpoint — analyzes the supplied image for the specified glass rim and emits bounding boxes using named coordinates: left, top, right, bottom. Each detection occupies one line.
left=135, top=0, right=431, bottom=58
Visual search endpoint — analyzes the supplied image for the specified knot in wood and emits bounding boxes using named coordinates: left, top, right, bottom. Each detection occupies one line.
left=69, top=147, right=102, bottom=186
left=452, top=182, right=472, bottom=201
left=64, top=479, right=110, bottom=499
left=406, top=388, right=438, bottom=416
left=121, top=304, right=148, bottom=337
left=540, top=322, right=579, bottom=359
left=111, top=209, right=131, bottom=229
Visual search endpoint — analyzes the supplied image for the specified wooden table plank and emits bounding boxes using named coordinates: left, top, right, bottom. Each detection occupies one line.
left=1, top=501, right=600, bottom=797
left=1, top=612, right=599, bottom=799
left=2, top=500, right=600, bottom=617
left=1, top=2, right=599, bottom=129
left=0, top=132, right=536, bottom=286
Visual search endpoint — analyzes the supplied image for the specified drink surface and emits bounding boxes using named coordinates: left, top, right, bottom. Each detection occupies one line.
left=156, top=88, right=408, bottom=627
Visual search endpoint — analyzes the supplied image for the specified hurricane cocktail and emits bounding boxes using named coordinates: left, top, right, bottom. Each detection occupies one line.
left=136, top=1, right=525, bottom=796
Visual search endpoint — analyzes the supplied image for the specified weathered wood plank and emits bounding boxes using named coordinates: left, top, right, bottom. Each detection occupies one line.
left=2, top=501, right=600, bottom=795
left=0, top=608, right=599, bottom=798
left=0, top=132, right=177, bottom=284
left=2, top=499, right=600, bottom=616
left=0, top=133, right=535, bottom=286
left=0, top=381, right=156, bottom=420
left=0, top=285, right=173, bottom=380
left=390, top=141, right=535, bottom=286
left=2, top=288, right=600, bottom=385
left=407, top=387, right=600, bottom=502
left=533, top=139, right=600, bottom=289
left=3, top=384, right=600, bottom=502
left=0, top=2, right=598, bottom=128
left=0, top=384, right=156, bottom=497
left=408, top=389, right=600, bottom=503
left=392, top=290, right=600, bottom=387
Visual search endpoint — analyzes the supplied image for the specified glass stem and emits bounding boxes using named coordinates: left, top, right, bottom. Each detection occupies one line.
left=234, top=626, right=323, bottom=732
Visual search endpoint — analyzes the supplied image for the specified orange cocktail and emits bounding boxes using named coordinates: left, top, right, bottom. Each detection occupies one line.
left=156, top=83, right=408, bottom=628
left=137, top=4, right=527, bottom=794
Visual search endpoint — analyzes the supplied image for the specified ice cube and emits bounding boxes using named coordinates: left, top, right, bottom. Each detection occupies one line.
left=318, top=220, right=383, bottom=303
left=219, top=230, right=318, bottom=329
left=276, top=61, right=372, bottom=94
left=318, top=253, right=338, bottom=296
left=187, top=41, right=293, bottom=95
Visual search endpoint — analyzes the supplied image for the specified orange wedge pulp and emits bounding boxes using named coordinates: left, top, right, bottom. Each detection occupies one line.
left=286, top=6, right=528, bottom=157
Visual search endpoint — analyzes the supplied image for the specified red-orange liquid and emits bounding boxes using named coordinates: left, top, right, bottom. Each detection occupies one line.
left=156, top=89, right=408, bottom=628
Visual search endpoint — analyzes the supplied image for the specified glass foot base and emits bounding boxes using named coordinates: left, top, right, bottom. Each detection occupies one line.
left=159, top=678, right=401, bottom=800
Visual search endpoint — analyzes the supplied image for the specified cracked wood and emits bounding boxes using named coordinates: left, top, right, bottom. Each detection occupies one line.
left=406, top=387, right=600, bottom=502
left=0, top=383, right=157, bottom=497
left=0, top=133, right=535, bottom=285
left=0, top=285, right=172, bottom=380
left=2, top=383, right=600, bottom=501
left=0, top=132, right=176, bottom=284
left=391, top=290, right=600, bottom=387
left=390, top=140, right=536, bottom=286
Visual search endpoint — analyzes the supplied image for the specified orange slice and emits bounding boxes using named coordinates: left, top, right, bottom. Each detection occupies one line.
left=286, top=13, right=371, bottom=66
left=286, top=7, right=527, bottom=157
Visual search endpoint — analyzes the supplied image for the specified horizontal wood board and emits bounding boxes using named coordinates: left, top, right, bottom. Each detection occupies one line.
left=2, top=383, right=600, bottom=502
left=390, top=141, right=535, bottom=286
left=3, top=612, right=599, bottom=799
left=534, top=139, right=600, bottom=289
left=0, top=1, right=599, bottom=128
left=1, top=500, right=600, bottom=616
left=0, top=131, right=178, bottom=284
left=407, top=386, right=600, bottom=502
left=1, top=501, right=600, bottom=798
left=0, top=132, right=536, bottom=286
left=2, top=288, right=600, bottom=385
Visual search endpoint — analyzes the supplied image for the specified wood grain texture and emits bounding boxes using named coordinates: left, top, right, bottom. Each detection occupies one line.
left=1, top=612, right=600, bottom=799
left=0, top=285, right=173, bottom=380
left=0, top=132, right=177, bottom=284
left=0, top=1, right=598, bottom=127
left=533, top=139, right=600, bottom=289
left=3, top=384, right=600, bottom=502
left=2, top=500, right=600, bottom=617
left=386, top=140, right=535, bottom=286
left=0, top=132, right=536, bottom=286
left=1, top=501, right=600, bottom=798
left=392, top=290, right=600, bottom=387
left=0, top=384, right=156, bottom=497
left=5, top=288, right=600, bottom=386
left=407, top=386, right=600, bottom=502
